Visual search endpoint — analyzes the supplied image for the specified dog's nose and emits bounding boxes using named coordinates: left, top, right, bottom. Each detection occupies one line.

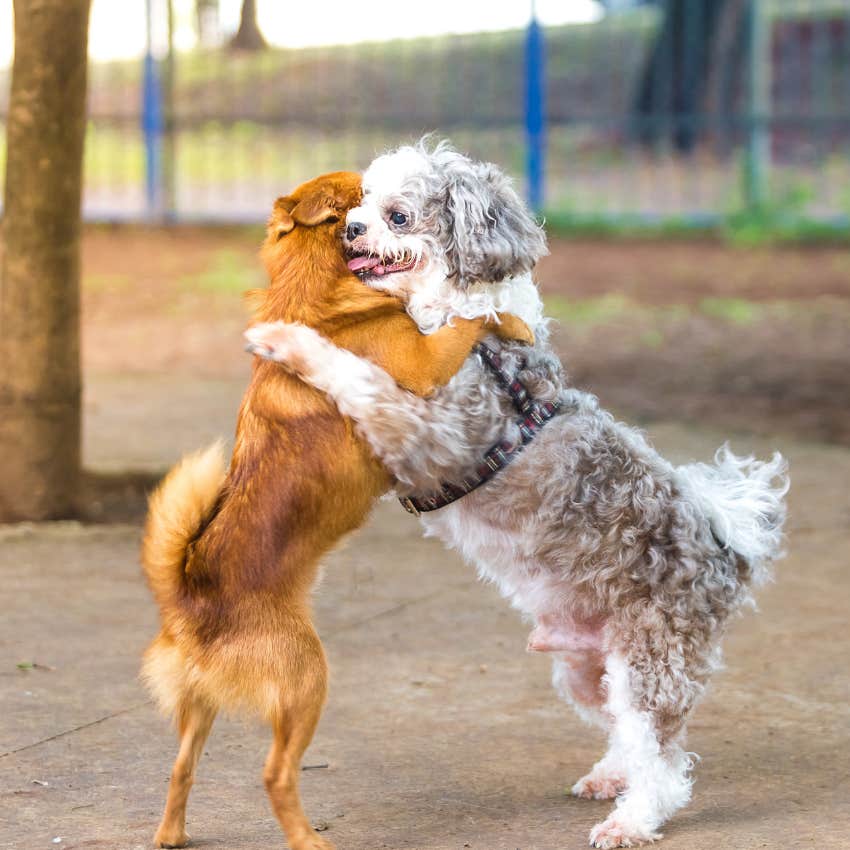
left=346, top=221, right=367, bottom=241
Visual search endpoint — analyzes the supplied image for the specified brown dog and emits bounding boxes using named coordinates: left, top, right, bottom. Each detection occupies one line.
left=140, top=171, right=531, bottom=850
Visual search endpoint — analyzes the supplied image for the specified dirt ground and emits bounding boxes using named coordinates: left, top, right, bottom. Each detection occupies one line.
left=78, top=227, right=850, bottom=449
left=2, top=228, right=849, bottom=849
left=2, top=422, right=849, bottom=850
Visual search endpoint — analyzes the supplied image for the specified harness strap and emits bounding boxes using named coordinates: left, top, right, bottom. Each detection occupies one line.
left=398, top=342, right=560, bottom=516
left=475, top=342, right=532, bottom=414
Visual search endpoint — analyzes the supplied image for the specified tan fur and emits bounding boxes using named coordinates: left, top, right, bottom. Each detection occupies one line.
left=140, top=442, right=227, bottom=620
left=140, top=171, right=531, bottom=850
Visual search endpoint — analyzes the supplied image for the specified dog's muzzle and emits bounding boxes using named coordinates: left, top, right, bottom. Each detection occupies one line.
left=346, top=221, right=367, bottom=241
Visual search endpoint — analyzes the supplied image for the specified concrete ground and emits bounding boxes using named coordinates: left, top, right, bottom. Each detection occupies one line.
left=2, top=374, right=849, bottom=850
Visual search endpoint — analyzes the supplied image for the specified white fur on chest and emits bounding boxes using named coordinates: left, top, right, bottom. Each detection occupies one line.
left=408, top=272, right=545, bottom=335
left=421, top=497, right=564, bottom=622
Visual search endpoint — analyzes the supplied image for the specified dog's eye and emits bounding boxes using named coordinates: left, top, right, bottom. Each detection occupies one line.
left=389, top=211, right=408, bottom=226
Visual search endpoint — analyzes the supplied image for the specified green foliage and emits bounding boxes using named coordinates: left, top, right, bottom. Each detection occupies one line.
left=179, top=248, right=264, bottom=294
left=543, top=294, right=768, bottom=350
left=544, top=205, right=850, bottom=247
left=722, top=209, right=850, bottom=248
left=724, top=181, right=815, bottom=246
left=699, top=297, right=761, bottom=325
left=639, top=329, right=664, bottom=349
left=767, top=0, right=850, bottom=19
left=543, top=211, right=713, bottom=241
left=544, top=294, right=631, bottom=327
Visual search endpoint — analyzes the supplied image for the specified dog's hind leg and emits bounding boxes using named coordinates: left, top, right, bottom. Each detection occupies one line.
left=588, top=653, right=695, bottom=849
left=549, top=653, right=628, bottom=801
left=263, top=626, right=334, bottom=850
left=154, top=694, right=217, bottom=849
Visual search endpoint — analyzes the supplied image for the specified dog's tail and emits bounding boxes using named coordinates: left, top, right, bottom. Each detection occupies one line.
left=675, top=445, right=789, bottom=585
left=141, top=441, right=227, bottom=612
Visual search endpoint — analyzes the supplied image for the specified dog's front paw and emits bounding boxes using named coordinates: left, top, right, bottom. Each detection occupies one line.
left=244, top=321, right=317, bottom=367
left=572, top=769, right=627, bottom=800
left=589, top=814, right=661, bottom=848
left=491, top=312, right=535, bottom=346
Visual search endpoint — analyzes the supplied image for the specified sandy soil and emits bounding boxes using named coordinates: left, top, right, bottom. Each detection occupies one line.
left=77, top=227, right=850, bottom=448
left=1, top=228, right=848, bottom=849
left=2, top=423, right=848, bottom=850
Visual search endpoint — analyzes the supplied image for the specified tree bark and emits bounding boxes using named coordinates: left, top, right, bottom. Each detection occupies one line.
left=631, top=0, right=737, bottom=152
left=229, top=0, right=266, bottom=51
left=0, top=0, right=92, bottom=521
left=702, top=0, right=751, bottom=153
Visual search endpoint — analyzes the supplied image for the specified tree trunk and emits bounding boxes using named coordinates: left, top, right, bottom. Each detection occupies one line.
left=0, top=0, right=92, bottom=521
left=702, top=0, right=751, bottom=153
left=229, top=0, right=266, bottom=51
left=631, top=0, right=739, bottom=152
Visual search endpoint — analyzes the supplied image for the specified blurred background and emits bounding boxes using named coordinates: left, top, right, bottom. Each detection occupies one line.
left=3, top=0, right=850, bottom=224
left=2, top=6, right=850, bottom=848
left=1, top=0, right=849, bottom=502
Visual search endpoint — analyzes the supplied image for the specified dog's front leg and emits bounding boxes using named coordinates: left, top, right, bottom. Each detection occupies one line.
left=244, top=322, right=463, bottom=492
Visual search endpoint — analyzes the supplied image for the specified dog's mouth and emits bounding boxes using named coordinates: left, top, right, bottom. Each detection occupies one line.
left=347, top=252, right=417, bottom=278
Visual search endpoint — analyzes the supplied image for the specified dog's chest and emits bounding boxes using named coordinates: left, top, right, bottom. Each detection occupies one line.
left=422, top=498, right=544, bottom=612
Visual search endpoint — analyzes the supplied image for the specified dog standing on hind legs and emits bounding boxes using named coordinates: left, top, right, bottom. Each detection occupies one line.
left=249, top=316, right=790, bottom=848
left=139, top=170, right=532, bottom=850
left=245, top=139, right=790, bottom=848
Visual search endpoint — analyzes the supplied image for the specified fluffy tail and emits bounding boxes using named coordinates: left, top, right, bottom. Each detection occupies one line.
left=142, top=441, right=227, bottom=611
left=675, top=445, right=789, bottom=585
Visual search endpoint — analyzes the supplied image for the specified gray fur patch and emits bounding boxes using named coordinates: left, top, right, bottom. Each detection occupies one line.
left=392, top=139, right=549, bottom=287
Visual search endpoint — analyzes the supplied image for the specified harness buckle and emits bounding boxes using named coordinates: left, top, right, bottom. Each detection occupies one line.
left=398, top=496, right=421, bottom=517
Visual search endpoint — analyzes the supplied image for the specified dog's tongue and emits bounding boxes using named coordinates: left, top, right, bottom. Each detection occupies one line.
left=347, top=255, right=384, bottom=275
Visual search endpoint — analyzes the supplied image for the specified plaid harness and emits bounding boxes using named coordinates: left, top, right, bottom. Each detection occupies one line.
left=398, top=342, right=561, bottom=517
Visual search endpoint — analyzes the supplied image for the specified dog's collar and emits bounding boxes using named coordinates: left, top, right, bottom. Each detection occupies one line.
left=398, top=342, right=560, bottom=517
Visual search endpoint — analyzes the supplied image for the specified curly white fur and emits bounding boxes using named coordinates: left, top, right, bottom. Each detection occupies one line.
left=246, top=141, right=790, bottom=848
left=675, top=446, right=788, bottom=581
left=246, top=314, right=789, bottom=848
left=343, top=139, right=548, bottom=332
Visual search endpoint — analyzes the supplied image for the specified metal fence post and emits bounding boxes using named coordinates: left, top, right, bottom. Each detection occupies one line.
left=525, top=1, right=546, bottom=213
left=744, top=0, right=770, bottom=210
left=142, top=0, right=164, bottom=220
left=162, top=0, right=176, bottom=222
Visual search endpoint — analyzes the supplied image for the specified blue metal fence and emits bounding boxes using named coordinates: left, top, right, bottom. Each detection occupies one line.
left=1, top=0, right=849, bottom=226
left=525, top=6, right=546, bottom=212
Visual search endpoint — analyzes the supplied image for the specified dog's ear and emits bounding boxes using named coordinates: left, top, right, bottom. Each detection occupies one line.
left=442, top=163, right=548, bottom=287
left=290, top=193, right=342, bottom=227
left=267, top=192, right=339, bottom=237
left=290, top=173, right=362, bottom=226
left=268, top=196, right=297, bottom=240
